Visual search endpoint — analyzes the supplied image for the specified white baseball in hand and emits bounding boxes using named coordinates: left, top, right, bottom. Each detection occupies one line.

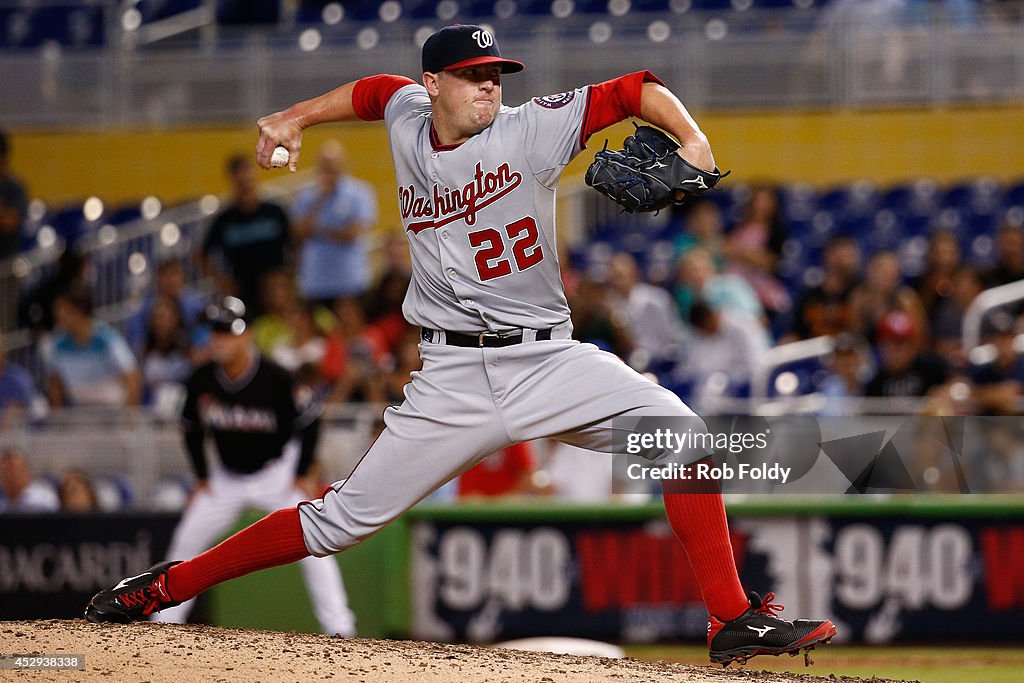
left=270, top=146, right=290, bottom=168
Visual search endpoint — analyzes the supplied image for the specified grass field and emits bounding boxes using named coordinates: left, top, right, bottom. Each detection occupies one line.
left=625, top=644, right=1024, bottom=683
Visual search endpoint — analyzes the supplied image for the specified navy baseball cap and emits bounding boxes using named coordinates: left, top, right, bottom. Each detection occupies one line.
left=204, top=296, right=248, bottom=335
left=422, top=25, right=524, bottom=75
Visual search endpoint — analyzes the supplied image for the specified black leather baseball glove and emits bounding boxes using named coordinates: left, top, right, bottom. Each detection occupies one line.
left=585, top=124, right=728, bottom=213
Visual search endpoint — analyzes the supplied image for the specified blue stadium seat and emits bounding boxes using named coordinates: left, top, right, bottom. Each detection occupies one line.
left=863, top=208, right=905, bottom=252
left=4, top=7, right=41, bottom=47
left=0, top=8, right=27, bottom=48
left=767, top=357, right=823, bottom=397
left=879, top=183, right=913, bottom=212
left=139, top=0, right=203, bottom=23
left=464, top=0, right=500, bottom=17
left=776, top=237, right=809, bottom=291
left=579, top=0, right=625, bottom=14
left=50, top=204, right=91, bottom=247
left=405, top=0, right=440, bottom=20
left=1005, top=181, right=1024, bottom=211
left=346, top=0, right=389, bottom=21
left=108, top=203, right=144, bottom=226
left=634, top=0, right=669, bottom=12
left=519, top=0, right=553, bottom=15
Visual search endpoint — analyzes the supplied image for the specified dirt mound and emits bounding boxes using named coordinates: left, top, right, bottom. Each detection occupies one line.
left=1, top=620, right=900, bottom=682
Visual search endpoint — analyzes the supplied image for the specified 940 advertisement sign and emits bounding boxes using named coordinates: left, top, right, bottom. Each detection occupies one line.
left=410, top=512, right=1024, bottom=643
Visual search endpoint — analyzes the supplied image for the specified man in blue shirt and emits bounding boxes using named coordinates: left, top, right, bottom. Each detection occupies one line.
left=45, top=286, right=141, bottom=408
left=291, top=141, right=377, bottom=307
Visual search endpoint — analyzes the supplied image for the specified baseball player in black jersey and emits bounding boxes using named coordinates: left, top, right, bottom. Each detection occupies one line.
left=151, top=297, right=355, bottom=636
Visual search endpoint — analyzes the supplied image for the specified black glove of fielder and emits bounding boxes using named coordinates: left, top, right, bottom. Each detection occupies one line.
left=585, top=124, right=728, bottom=213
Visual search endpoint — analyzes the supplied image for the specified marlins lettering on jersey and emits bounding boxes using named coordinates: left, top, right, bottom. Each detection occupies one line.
left=198, top=395, right=278, bottom=433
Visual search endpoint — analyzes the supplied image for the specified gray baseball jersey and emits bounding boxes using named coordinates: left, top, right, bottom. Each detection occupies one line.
left=384, top=82, right=589, bottom=332
left=297, top=71, right=708, bottom=558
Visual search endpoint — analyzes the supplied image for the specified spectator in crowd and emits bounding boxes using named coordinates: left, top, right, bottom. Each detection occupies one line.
left=930, top=265, right=985, bottom=365
left=849, top=250, right=928, bottom=347
left=126, top=258, right=208, bottom=355
left=967, top=311, right=1024, bottom=415
left=252, top=268, right=337, bottom=355
left=723, top=185, right=791, bottom=319
left=786, top=235, right=861, bottom=342
left=0, top=447, right=59, bottom=512
left=19, top=248, right=93, bottom=334
left=569, top=276, right=634, bottom=359
left=0, top=330, right=43, bottom=428
left=363, top=235, right=413, bottom=355
left=139, top=294, right=193, bottom=405
left=865, top=310, right=949, bottom=398
left=326, top=297, right=388, bottom=404
left=985, top=222, right=1024, bottom=288
left=677, top=299, right=769, bottom=394
left=270, top=303, right=344, bottom=393
left=674, top=247, right=764, bottom=326
left=913, top=229, right=961, bottom=318
left=45, top=286, right=141, bottom=408
left=198, top=154, right=292, bottom=314
left=58, top=468, right=99, bottom=512
left=380, top=333, right=423, bottom=404
left=818, top=333, right=874, bottom=414
left=251, top=268, right=303, bottom=354
left=0, top=130, right=28, bottom=332
left=607, top=252, right=684, bottom=371
left=458, top=442, right=544, bottom=498
left=292, top=141, right=377, bottom=307
left=673, top=199, right=727, bottom=266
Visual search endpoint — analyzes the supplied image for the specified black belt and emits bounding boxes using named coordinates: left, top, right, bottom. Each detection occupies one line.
left=423, top=327, right=553, bottom=348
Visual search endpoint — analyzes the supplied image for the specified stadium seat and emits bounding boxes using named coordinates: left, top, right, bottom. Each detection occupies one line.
left=107, top=203, right=144, bottom=226
left=50, top=204, right=90, bottom=247
left=633, top=0, right=669, bottom=12
left=1004, top=181, right=1024, bottom=211
left=138, top=0, right=203, bottom=23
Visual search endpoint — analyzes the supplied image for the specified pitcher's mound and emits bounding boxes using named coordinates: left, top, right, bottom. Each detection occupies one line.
left=1, top=620, right=897, bottom=682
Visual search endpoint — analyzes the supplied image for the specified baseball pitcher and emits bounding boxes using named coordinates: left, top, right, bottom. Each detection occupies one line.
left=87, top=25, right=834, bottom=665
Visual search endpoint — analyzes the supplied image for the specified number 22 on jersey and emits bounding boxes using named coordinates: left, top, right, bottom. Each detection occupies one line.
left=468, top=216, right=544, bottom=281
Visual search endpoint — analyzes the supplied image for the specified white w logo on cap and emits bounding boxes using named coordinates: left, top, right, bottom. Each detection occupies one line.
left=472, top=29, right=493, bottom=48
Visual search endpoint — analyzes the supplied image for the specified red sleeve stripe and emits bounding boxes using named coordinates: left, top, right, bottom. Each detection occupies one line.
left=352, top=74, right=418, bottom=121
left=579, top=70, right=666, bottom=146
left=578, top=87, right=594, bottom=151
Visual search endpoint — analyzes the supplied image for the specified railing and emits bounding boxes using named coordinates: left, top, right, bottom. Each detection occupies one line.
left=0, top=169, right=317, bottom=368
left=1, top=395, right=985, bottom=511
left=750, top=334, right=834, bottom=401
left=962, top=279, right=1024, bottom=361
left=0, top=403, right=383, bottom=509
left=1, top=5, right=1023, bottom=127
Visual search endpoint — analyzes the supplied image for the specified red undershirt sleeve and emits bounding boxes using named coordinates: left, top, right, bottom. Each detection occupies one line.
left=579, top=70, right=666, bottom=147
left=352, top=74, right=418, bottom=121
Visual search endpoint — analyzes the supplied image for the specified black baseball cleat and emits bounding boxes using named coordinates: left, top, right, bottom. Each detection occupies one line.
left=707, top=591, right=837, bottom=667
left=84, top=561, right=182, bottom=624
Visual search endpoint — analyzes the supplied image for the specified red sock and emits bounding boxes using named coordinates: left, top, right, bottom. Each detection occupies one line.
left=165, top=507, right=310, bottom=602
left=662, top=458, right=748, bottom=621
